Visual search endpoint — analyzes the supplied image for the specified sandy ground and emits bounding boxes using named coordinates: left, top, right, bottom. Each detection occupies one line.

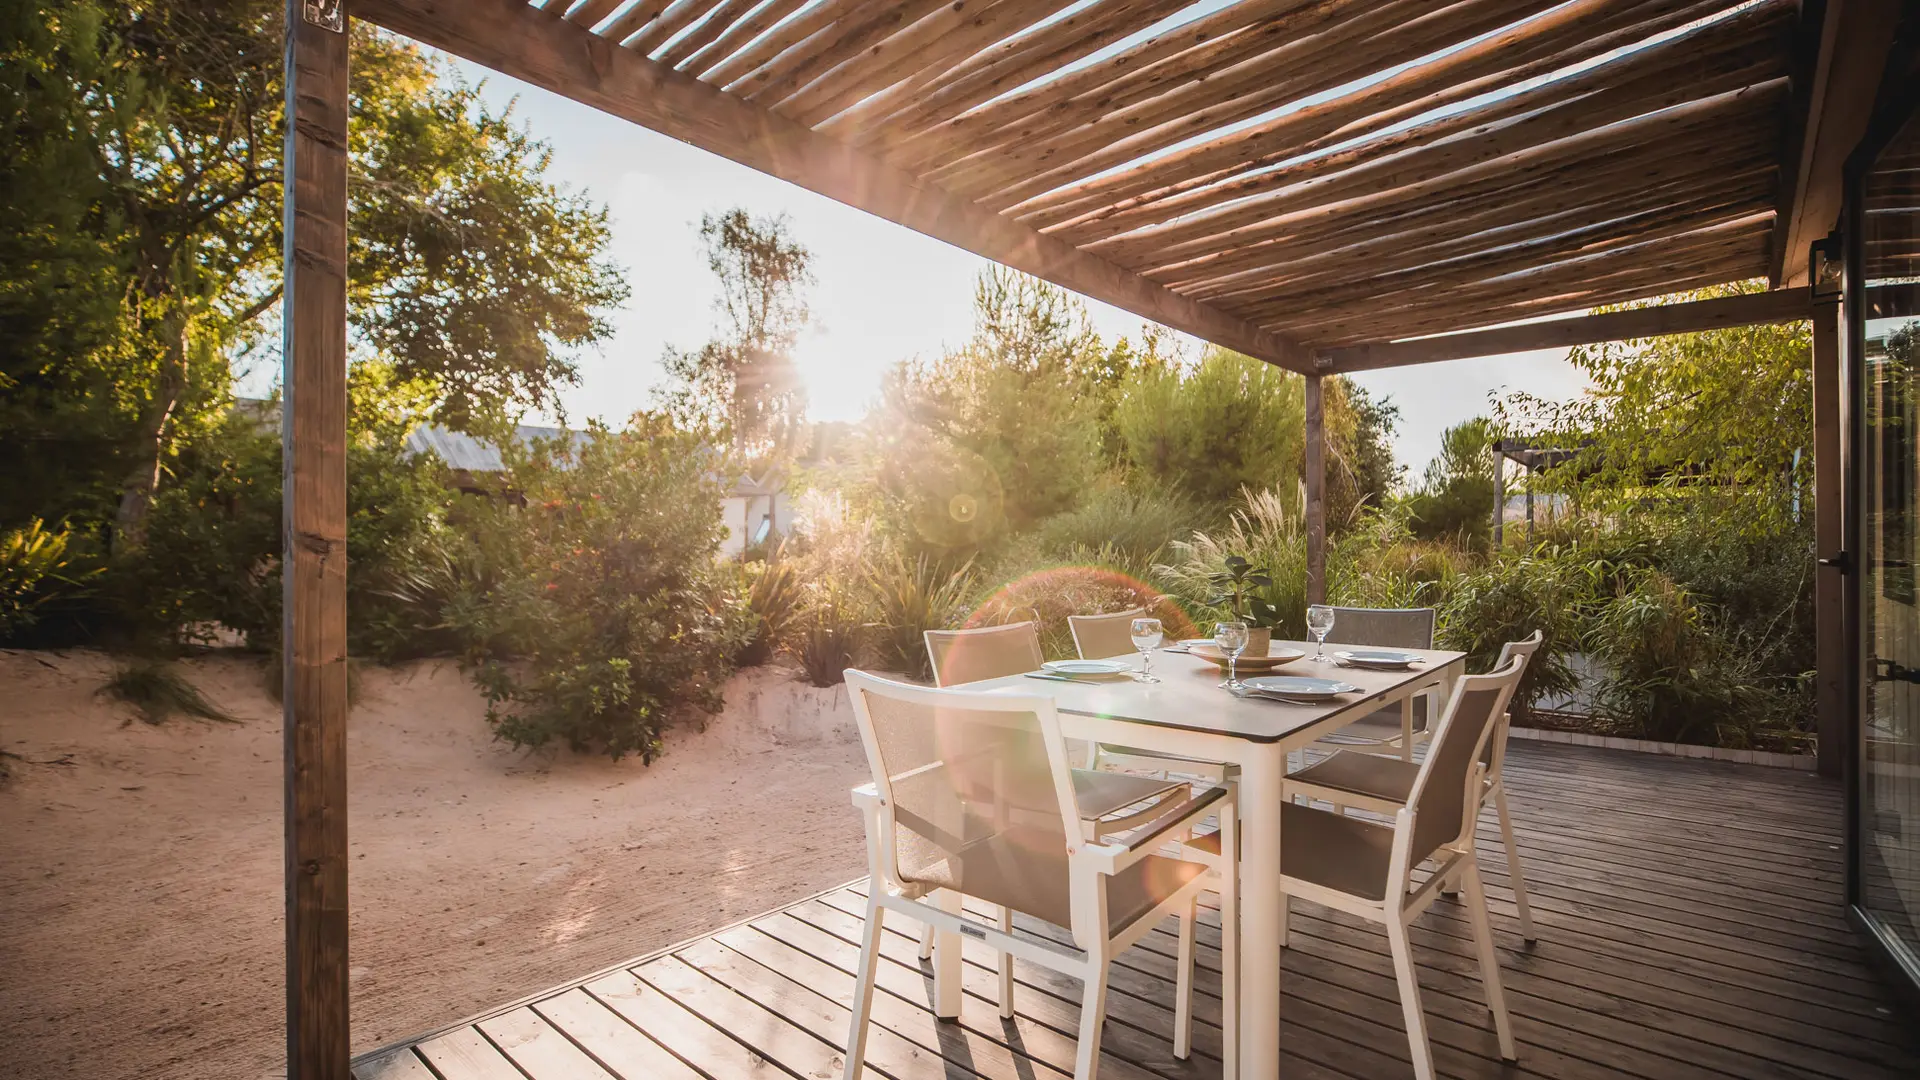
left=0, top=650, right=869, bottom=1080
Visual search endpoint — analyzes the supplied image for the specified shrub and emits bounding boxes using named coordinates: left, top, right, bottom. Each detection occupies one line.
left=0, top=519, right=100, bottom=643
left=1584, top=568, right=1808, bottom=750
left=739, top=553, right=802, bottom=667
left=1435, top=551, right=1586, bottom=722
left=462, top=417, right=752, bottom=761
left=1019, top=482, right=1208, bottom=568
left=1160, top=488, right=1310, bottom=638
left=793, top=581, right=867, bottom=687
left=1116, top=347, right=1305, bottom=505
left=867, top=551, right=975, bottom=681
left=100, top=661, right=233, bottom=725
left=971, top=557, right=1194, bottom=661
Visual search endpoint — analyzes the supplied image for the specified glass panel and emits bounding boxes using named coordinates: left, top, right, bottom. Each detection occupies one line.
left=1860, top=107, right=1920, bottom=965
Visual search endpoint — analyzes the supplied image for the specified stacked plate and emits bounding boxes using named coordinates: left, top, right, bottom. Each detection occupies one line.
left=1040, top=659, right=1134, bottom=678
left=1334, top=649, right=1425, bottom=670
left=1237, top=676, right=1359, bottom=703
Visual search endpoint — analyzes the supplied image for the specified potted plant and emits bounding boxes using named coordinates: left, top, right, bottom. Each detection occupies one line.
left=1207, top=554, right=1281, bottom=656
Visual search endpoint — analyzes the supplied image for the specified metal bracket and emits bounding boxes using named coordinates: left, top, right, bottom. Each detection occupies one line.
left=1810, top=232, right=1842, bottom=299
left=303, top=0, right=344, bottom=32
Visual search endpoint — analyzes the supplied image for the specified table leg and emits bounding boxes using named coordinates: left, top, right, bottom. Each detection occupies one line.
left=1239, top=741, right=1287, bottom=1079
left=931, top=889, right=963, bottom=1019
left=1401, top=696, right=1415, bottom=762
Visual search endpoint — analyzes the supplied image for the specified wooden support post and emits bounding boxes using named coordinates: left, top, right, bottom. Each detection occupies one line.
left=283, top=1, right=351, bottom=1076
left=1812, top=289, right=1845, bottom=780
left=1304, top=374, right=1327, bottom=606
left=1492, top=449, right=1504, bottom=549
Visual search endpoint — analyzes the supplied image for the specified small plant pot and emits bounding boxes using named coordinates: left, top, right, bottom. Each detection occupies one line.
left=1246, top=627, right=1272, bottom=657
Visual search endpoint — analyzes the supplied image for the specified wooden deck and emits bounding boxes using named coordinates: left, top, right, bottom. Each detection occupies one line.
left=351, top=742, right=1920, bottom=1080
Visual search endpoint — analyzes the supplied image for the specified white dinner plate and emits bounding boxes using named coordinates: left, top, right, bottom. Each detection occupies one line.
left=1042, top=658, right=1134, bottom=676
left=1241, top=676, right=1358, bottom=699
left=1335, top=649, right=1425, bottom=669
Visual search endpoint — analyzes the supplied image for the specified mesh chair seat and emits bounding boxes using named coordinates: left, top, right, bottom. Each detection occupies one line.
left=1319, top=699, right=1430, bottom=746
left=901, top=826, right=1207, bottom=935
left=1073, top=769, right=1188, bottom=820
left=1290, top=751, right=1420, bottom=805
left=1188, top=803, right=1396, bottom=902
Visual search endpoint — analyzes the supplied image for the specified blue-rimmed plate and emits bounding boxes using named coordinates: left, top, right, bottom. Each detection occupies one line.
left=1042, top=658, right=1133, bottom=676
left=1335, top=649, right=1425, bottom=670
left=1241, top=676, right=1358, bottom=699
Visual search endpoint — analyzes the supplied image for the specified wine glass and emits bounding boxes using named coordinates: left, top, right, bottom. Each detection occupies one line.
left=1130, top=617, right=1164, bottom=682
left=1306, top=604, right=1337, bottom=664
left=1215, top=619, right=1250, bottom=691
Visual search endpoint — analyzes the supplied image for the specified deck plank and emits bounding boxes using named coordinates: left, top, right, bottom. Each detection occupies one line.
left=353, top=742, right=1920, bottom=1080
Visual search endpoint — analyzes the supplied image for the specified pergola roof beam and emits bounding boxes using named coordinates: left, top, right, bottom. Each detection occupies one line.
left=351, top=0, right=1316, bottom=372
left=1320, top=286, right=1815, bottom=370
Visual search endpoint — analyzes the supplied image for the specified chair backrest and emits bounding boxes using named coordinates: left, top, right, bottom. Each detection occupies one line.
left=1068, top=608, right=1145, bottom=660
left=925, top=622, right=1044, bottom=687
left=1401, top=656, right=1525, bottom=866
left=843, top=670, right=1079, bottom=917
left=1481, top=629, right=1544, bottom=773
left=1328, top=607, right=1436, bottom=650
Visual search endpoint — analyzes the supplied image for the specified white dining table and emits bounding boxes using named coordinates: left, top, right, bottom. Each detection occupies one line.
left=950, top=640, right=1466, bottom=1080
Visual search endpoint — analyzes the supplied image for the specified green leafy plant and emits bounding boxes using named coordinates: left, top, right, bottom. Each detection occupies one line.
left=793, top=583, right=866, bottom=688
left=1436, top=551, right=1586, bottom=722
left=463, top=418, right=753, bottom=761
left=100, top=661, right=233, bottom=725
left=868, top=551, right=976, bottom=681
left=739, top=554, right=803, bottom=668
left=1207, top=554, right=1280, bottom=629
left=1, top=519, right=100, bottom=641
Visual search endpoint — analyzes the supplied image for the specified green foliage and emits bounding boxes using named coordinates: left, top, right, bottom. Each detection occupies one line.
left=1162, top=489, right=1311, bottom=638
left=1116, top=347, right=1305, bottom=506
left=1207, top=555, right=1281, bottom=629
left=792, top=581, right=867, bottom=688
left=1003, top=482, right=1207, bottom=571
left=867, top=552, right=975, bottom=681
left=456, top=417, right=751, bottom=761
left=739, top=555, right=802, bottom=667
left=1436, top=551, right=1586, bottom=722
left=1403, top=417, right=1497, bottom=549
left=0, top=520, right=101, bottom=641
left=1583, top=568, right=1806, bottom=750
left=1, top=1, right=625, bottom=542
left=100, top=660, right=233, bottom=725
left=871, top=271, right=1107, bottom=546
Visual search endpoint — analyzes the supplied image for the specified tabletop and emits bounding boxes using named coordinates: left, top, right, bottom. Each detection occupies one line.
left=960, top=639, right=1467, bottom=744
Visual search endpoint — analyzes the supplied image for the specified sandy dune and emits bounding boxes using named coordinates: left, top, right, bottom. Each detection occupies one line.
left=0, top=650, right=867, bottom=1080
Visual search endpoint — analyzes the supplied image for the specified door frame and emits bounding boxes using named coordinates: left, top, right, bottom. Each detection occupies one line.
left=1843, top=66, right=1920, bottom=1015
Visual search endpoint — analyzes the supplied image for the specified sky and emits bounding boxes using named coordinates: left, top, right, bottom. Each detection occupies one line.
left=446, top=56, right=1595, bottom=479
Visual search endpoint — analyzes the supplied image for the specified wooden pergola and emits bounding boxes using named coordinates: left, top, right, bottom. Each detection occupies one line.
left=280, top=0, right=1907, bottom=1074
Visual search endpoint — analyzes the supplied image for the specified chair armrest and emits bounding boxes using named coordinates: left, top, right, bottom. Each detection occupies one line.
left=1125, top=784, right=1229, bottom=853
left=1077, top=785, right=1231, bottom=876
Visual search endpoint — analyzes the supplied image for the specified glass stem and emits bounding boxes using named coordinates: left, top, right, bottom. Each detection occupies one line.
left=1229, top=655, right=1238, bottom=686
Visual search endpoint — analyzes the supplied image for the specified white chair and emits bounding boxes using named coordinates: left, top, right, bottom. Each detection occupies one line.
left=1193, top=655, right=1526, bottom=1080
left=843, top=671, right=1237, bottom=1080
left=916, top=622, right=1192, bottom=961
left=1286, top=631, right=1545, bottom=941
left=1069, top=608, right=1234, bottom=786
left=1309, top=606, right=1440, bottom=761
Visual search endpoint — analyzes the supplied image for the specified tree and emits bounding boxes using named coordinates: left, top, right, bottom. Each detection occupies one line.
left=873, top=270, right=1106, bottom=544
left=0, top=0, right=628, bottom=543
left=1115, top=345, right=1306, bottom=506
left=1405, top=416, right=1497, bottom=549
left=660, top=208, right=813, bottom=464
left=1334, top=379, right=1403, bottom=511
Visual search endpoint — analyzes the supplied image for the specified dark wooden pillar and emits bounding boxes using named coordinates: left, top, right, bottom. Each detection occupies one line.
left=1304, top=374, right=1327, bottom=605
left=283, top=0, right=351, bottom=1075
left=1812, top=290, right=1846, bottom=779
left=1492, top=448, right=1505, bottom=548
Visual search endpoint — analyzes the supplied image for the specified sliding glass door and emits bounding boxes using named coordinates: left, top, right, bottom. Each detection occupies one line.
left=1854, top=101, right=1920, bottom=996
